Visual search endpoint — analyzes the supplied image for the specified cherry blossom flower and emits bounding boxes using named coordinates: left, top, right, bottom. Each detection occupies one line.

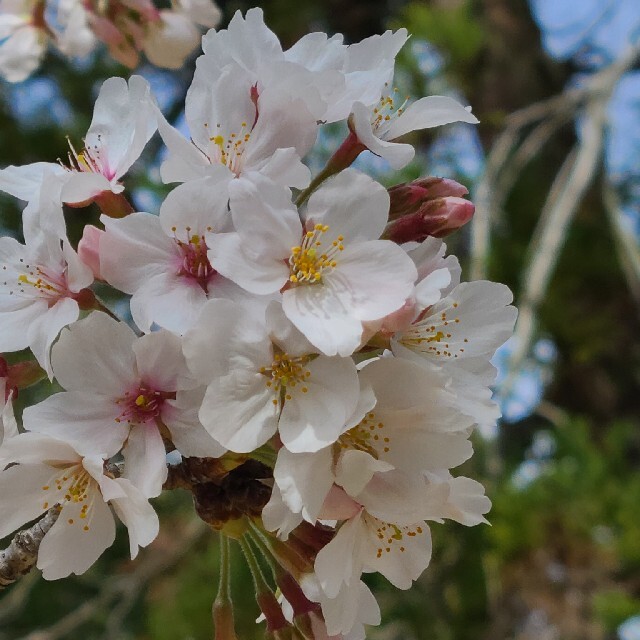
left=210, top=170, right=417, bottom=356
left=350, top=91, right=479, bottom=169
left=392, top=275, right=517, bottom=427
left=0, top=176, right=94, bottom=376
left=0, top=432, right=159, bottom=580
left=156, top=60, right=316, bottom=190
left=23, top=313, right=223, bottom=497
left=267, top=357, right=474, bottom=532
left=0, top=75, right=156, bottom=209
left=99, top=176, right=241, bottom=334
left=182, top=299, right=362, bottom=453
left=195, top=7, right=408, bottom=123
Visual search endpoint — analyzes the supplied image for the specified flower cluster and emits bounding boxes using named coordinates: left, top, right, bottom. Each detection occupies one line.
left=0, top=8, right=516, bottom=638
left=0, top=0, right=221, bottom=82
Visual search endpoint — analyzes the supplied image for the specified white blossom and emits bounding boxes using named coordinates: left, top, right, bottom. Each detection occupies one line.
left=0, top=432, right=158, bottom=580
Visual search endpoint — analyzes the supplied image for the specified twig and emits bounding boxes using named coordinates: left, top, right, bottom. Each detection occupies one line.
left=470, top=43, right=640, bottom=281
left=0, top=509, right=60, bottom=590
left=603, top=183, right=640, bottom=313
left=504, top=44, right=640, bottom=388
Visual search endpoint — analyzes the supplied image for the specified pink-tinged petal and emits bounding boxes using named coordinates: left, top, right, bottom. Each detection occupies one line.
left=262, top=484, right=304, bottom=540
left=386, top=96, right=479, bottom=140
left=60, top=172, right=112, bottom=204
left=279, top=356, right=360, bottom=453
left=273, top=447, right=334, bottom=523
left=133, top=330, right=188, bottom=390
left=0, top=463, right=58, bottom=538
left=282, top=286, right=364, bottom=357
left=100, top=212, right=178, bottom=292
left=122, top=425, right=168, bottom=498
left=330, top=240, right=417, bottom=320
left=183, top=299, right=270, bottom=382
left=305, top=170, right=389, bottom=243
left=259, top=148, right=311, bottom=189
left=38, top=492, right=116, bottom=580
left=164, top=388, right=226, bottom=458
left=155, top=106, right=214, bottom=183
left=440, top=475, right=491, bottom=526
left=200, top=7, right=282, bottom=72
left=335, top=450, right=393, bottom=497
left=130, top=271, right=209, bottom=334
left=208, top=232, right=290, bottom=295
left=77, top=225, right=104, bottom=280
left=358, top=472, right=450, bottom=525
left=0, top=432, right=80, bottom=467
left=0, top=162, right=64, bottom=202
left=63, top=240, right=94, bottom=292
left=319, top=485, right=362, bottom=522
left=23, top=391, right=129, bottom=457
left=0, top=300, right=45, bottom=353
left=199, top=369, right=278, bottom=453
left=110, top=477, right=160, bottom=558
left=361, top=514, right=432, bottom=589
left=351, top=101, right=415, bottom=169
left=0, top=385, right=18, bottom=442
left=159, top=176, right=231, bottom=238
left=244, top=90, right=317, bottom=171
left=321, top=580, right=380, bottom=637
left=314, top=512, right=365, bottom=598
left=86, top=75, right=157, bottom=180
left=51, top=313, right=137, bottom=394
left=27, top=297, right=79, bottom=378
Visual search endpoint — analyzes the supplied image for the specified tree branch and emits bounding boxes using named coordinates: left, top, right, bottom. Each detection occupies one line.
left=0, top=508, right=60, bottom=590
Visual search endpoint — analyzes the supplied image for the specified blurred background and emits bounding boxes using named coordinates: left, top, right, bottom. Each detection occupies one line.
left=1, top=0, right=639, bottom=638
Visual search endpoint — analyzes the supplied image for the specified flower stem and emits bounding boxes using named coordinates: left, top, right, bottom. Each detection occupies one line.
left=213, top=535, right=237, bottom=640
left=238, top=536, right=288, bottom=632
left=295, top=130, right=366, bottom=207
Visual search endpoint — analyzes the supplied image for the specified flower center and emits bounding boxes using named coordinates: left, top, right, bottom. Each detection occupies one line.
left=115, top=386, right=170, bottom=425
left=2, top=258, right=71, bottom=305
left=61, top=135, right=114, bottom=180
left=172, top=227, right=216, bottom=289
left=339, top=411, right=391, bottom=456
left=371, top=87, right=409, bottom=134
left=260, top=352, right=311, bottom=407
left=289, top=224, right=344, bottom=285
left=400, top=303, right=464, bottom=359
left=371, top=516, right=424, bottom=558
left=204, top=120, right=252, bottom=176
left=41, top=464, right=96, bottom=532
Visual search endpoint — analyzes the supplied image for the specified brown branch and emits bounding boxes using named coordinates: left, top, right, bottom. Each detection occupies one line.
left=0, top=508, right=60, bottom=590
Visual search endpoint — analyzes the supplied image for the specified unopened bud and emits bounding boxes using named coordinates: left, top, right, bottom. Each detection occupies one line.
left=388, top=177, right=469, bottom=221
left=78, top=225, right=104, bottom=280
left=384, top=196, right=475, bottom=244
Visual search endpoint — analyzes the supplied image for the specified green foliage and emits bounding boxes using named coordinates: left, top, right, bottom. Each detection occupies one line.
left=396, top=1, right=484, bottom=64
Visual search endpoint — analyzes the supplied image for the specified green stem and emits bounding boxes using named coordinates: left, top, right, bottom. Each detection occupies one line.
left=239, top=536, right=288, bottom=632
left=217, top=535, right=232, bottom=602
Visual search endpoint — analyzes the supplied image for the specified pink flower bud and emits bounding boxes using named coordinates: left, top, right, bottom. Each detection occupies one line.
left=388, top=177, right=469, bottom=221
left=78, top=225, right=104, bottom=280
left=384, top=196, right=475, bottom=244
